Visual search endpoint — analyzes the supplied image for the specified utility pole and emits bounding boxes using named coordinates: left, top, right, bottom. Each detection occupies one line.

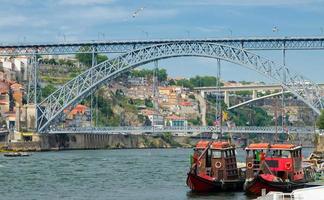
left=91, top=46, right=97, bottom=127
left=282, top=46, right=286, bottom=135
left=152, top=60, right=159, bottom=131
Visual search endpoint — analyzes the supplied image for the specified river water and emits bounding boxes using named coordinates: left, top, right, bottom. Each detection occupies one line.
left=0, top=148, right=314, bottom=200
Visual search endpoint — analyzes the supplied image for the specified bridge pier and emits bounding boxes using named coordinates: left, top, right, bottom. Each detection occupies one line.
left=200, top=90, right=205, bottom=98
left=224, top=91, right=230, bottom=107
left=252, top=90, right=257, bottom=99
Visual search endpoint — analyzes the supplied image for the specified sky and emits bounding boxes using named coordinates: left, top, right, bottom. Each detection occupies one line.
left=1, top=0, right=324, bottom=82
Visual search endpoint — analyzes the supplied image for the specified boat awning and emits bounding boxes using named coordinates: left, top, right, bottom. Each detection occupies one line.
left=195, top=140, right=210, bottom=149
left=210, top=141, right=232, bottom=150
left=270, top=144, right=301, bottom=150
left=245, top=143, right=270, bottom=150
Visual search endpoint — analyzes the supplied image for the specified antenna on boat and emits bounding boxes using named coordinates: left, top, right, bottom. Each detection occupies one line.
left=212, top=58, right=222, bottom=140
left=282, top=49, right=287, bottom=143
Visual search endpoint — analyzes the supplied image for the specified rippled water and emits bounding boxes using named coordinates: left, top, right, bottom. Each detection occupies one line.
left=0, top=148, right=314, bottom=200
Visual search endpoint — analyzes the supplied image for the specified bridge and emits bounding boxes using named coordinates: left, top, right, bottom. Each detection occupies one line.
left=2, top=36, right=324, bottom=55
left=194, top=84, right=324, bottom=108
left=48, top=126, right=317, bottom=136
left=0, top=36, right=323, bottom=134
left=194, top=84, right=324, bottom=93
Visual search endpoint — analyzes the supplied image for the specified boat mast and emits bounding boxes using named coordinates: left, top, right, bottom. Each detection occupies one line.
left=212, top=58, right=222, bottom=139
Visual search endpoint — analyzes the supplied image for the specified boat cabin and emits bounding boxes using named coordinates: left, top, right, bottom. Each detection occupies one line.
left=245, top=143, right=270, bottom=180
left=245, top=143, right=304, bottom=182
left=194, top=140, right=239, bottom=180
left=193, top=140, right=210, bottom=174
left=209, top=141, right=239, bottom=180
left=266, top=144, right=304, bottom=182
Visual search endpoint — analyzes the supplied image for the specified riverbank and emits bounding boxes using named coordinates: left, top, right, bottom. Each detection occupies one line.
left=2, top=133, right=199, bottom=152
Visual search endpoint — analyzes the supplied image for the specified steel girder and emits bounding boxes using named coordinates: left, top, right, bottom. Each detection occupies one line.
left=2, top=36, right=324, bottom=55
left=36, top=42, right=324, bottom=133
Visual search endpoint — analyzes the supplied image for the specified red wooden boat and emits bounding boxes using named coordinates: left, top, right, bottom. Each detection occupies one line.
left=244, top=143, right=306, bottom=195
left=186, top=140, right=244, bottom=192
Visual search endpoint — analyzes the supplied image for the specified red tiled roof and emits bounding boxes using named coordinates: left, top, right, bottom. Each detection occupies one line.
left=11, top=83, right=23, bottom=90
left=65, top=104, right=88, bottom=116
left=179, top=101, right=192, bottom=106
left=165, top=115, right=186, bottom=120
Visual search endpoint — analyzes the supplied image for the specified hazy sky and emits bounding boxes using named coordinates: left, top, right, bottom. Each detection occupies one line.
left=1, top=0, right=324, bottom=82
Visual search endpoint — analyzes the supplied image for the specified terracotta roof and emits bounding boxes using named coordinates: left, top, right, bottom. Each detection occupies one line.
left=196, top=140, right=210, bottom=149
left=0, top=100, right=7, bottom=105
left=165, top=115, right=186, bottom=120
left=270, top=144, right=298, bottom=150
left=246, top=143, right=270, bottom=150
left=11, top=83, right=23, bottom=90
left=179, top=101, right=192, bottom=106
left=65, top=104, right=88, bottom=116
left=211, top=141, right=231, bottom=149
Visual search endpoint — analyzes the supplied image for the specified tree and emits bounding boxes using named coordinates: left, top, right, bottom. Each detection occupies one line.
left=316, top=110, right=324, bottom=129
left=42, top=84, right=56, bottom=98
left=75, top=46, right=108, bottom=67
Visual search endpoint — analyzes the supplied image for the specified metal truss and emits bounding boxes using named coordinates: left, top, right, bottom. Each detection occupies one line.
left=36, top=42, right=324, bottom=133
left=228, top=91, right=290, bottom=110
left=2, top=36, right=324, bottom=55
left=48, top=126, right=316, bottom=135
left=26, top=55, right=39, bottom=104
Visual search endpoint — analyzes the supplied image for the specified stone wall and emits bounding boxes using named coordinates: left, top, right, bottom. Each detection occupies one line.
left=36, top=134, right=173, bottom=150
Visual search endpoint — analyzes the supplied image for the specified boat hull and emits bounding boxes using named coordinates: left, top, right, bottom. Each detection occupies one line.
left=244, top=175, right=306, bottom=195
left=186, top=173, right=243, bottom=192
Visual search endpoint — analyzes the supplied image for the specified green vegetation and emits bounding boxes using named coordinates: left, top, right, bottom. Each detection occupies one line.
left=144, top=98, right=153, bottom=108
left=316, top=110, right=324, bottom=129
left=75, top=46, right=108, bottom=67
left=188, top=94, right=195, bottom=99
left=175, top=76, right=223, bottom=89
left=229, top=107, right=272, bottom=126
left=131, top=68, right=168, bottom=82
left=188, top=117, right=201, bottom=125
left=41, top=84, right=56, bottom=99
left=161, top=132, right=180, bottom=147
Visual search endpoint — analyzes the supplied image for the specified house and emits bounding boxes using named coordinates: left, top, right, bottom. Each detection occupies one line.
left=165, top=115, right=188, bottom=127
left=63, top=104, right=91, bottom=127
left=140, top=109, right=164, bottom=126
left=127, top=77, right=147, bottom=86
left=11, top=83, right=23, bottom=106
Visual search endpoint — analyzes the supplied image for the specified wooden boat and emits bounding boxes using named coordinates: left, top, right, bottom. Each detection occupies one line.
left=4, top=152, right=30, bottom=157
left=244, top=143, right=306, bottom=195
left=186, top=140, right=244, bottom=192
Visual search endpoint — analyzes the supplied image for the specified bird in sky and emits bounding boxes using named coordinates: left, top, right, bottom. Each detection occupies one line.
left=132, top=7, right=145, bottom=18
left=272, top=26, right=279, bottom=32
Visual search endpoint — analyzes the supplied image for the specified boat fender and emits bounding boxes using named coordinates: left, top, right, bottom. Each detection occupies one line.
left=285, top=162, right=292, bottom=170
left=247, top=162, right=253, bottom=169
left=215, top=162, right=222, bottom=169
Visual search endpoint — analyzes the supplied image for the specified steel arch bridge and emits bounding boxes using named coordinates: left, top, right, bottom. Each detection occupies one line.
left=36, top=42, right=324, bottom=133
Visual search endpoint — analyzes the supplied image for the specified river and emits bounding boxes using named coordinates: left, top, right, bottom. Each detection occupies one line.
left=0, top=148, right=314, bottom=200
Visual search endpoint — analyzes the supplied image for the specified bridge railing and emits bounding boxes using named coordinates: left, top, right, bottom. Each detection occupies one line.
left=48, top=126, right=317, bottom=135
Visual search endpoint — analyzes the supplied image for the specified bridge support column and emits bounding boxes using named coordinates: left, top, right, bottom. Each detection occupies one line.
left=252, top=90, right=257, bottom=99
left=200, top=90, right=205, bottom=98
left=224, top=91, right=230, bottom=107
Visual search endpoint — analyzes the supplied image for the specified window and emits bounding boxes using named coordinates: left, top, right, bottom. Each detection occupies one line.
left=212, top=150, right=222, bottom=158
left=282, top=150, right=290, bottom=158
